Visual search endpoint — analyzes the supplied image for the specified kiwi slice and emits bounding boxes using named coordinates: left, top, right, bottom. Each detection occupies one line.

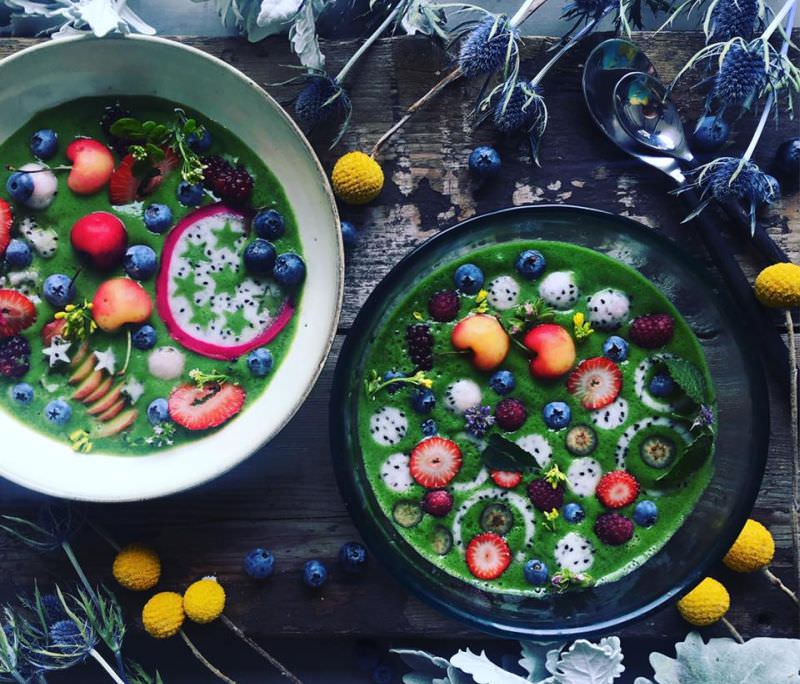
left=393, top=500, right=423, bottom=528
left=479, top=503, right=514, bottom=536
left=431, top=525, right=453, bottom=555
left=640, top=435, right=677, bottom=469
left=565, top=424, right=598, bottom=456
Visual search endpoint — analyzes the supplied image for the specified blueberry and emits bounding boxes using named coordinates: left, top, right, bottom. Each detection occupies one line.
left=252, top=209, right=286, bottom=240
left=146, top=398, right=170, bottom=426
left=11, top=383, right=33, bottom=405
left=421, top=418, right=437, bottom=436
left=302, top=559, right=328, bottom=588
left=247, top=347, right=274, bottom=377
left=468, top=145, right=501, bottom=180
left=453, top=263, right=484, bottom=294
left=132, top=324, right=157, bottom=351
left=515, top=249, right=546, bottom=280
left=273, top=253, right=306, bottom=286
left=243, top=547, right=275, bottom=579
left=563, top=502, right=585, bottom=523
left=543, top=401, right=571, bottom=429
left=524, top=559, right=548, bottom=585
left=6, top=172, right=34, bottom=203
left=372, top=664, right=394, bottom=684
left=649, top=373, right=676, bottom=397
left=177, top=181, right=204, bottom=206
left=772, top=137, right=800, bottom=191
left=30, top=129, right=58, bottom=160
left=338, top=541, right=367, bottom=574
left=382, top=370, right=405, bottom=394
left=242, top=239, right=277, bottom=277
left=633, top=500, right=658, bottom=527
left=341, top=220, right=358, bottom=248
left=602, top=335, right=629, bottom=363
left=44, top=399, right=71, bottom=426
left=143, top=203, right=174, bottom=234
left=410, top=388, right=436, bottom=414
left=43, top=274, right=75, bottom=308
left=489, top=369, right=515, bottom=395
left=187, top=128, right=212, bottom=153
left=123, top=245, right=158, bottom=281
left=691, top=115, right=730, bottom=153
left=4, top=240, right=32, bottom=269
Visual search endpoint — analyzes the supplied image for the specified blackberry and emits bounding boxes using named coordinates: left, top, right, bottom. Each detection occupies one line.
left=0, top=335, right=31, bottom=378
left=99, top=102, right=134, bottom=156
left=202, top=155, right=254, bottom=207
left=406, top=324, right=434, bottom=370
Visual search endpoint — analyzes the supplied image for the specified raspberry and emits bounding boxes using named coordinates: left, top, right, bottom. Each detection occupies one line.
left=201, top=155, right=254, bottom=206
left=427, top=290, right=460, bottom=322
left=527, top=479, right=565, bottom=512
left=421, top=490, right=453, bottom=517
left=628, top=313, right=675, bottom=349
left=495, top=398, right=527, bottom=431
left=406, top=324, right=434, bottom=370
left=0, top=335, right=31, bottom=378
left=594, top=512, right=634, bottom=545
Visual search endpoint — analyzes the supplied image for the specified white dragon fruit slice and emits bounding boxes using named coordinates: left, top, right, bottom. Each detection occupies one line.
left=444, top=379, right=482, bottom=414
left=566, top=457, right=602, bottom=497
left=515, top=433, right=552, bottom=468
left=487, top=275, right=520, bottom=310
left=590, top=396, right=629, bottom=430
left=18, top=217, right=58, bottom=258
left=380, top=453, right=414, bottom=492
left=586, top=288, right=630, bottom=330
left=370, top=406, right=408, bottom=446
left=538, top=271, right=580, bottom=310
left=155, top=203, right=295, bottom=360
left=554, top=532, right=595, bottom=572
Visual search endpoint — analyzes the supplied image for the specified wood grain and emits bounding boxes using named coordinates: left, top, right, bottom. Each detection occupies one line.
left=0, top=32, right=796, bottom=644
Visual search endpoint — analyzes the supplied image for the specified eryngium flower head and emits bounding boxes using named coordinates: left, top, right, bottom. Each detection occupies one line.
left=293, top=75, right=350, bottom=130
left=706, top=157, right=779, bottom=206
left=494, top=81, right=545, bottom=133
left=464, top=405, right=495, bottom=438
left=708, top=0, right=761, bottom=42
left=459, top=15, right=514, bottom=78
left=713, top=42, right=768, bottom=109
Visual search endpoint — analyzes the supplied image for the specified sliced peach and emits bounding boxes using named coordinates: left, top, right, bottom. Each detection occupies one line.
left=451, top=314, right=510, bottom=371
left=69, top=354, right=95, bottom=384
left=98, top=398, right=126, bottom=422
left=82, top=374, right=112, bottom=404
left=95, top=409, right=137, bottom=438
left=72, top=370, right=103, bottom=400
left=87, top=381, right=125, bottom=416
left=71, top=341, right=90, bottom=368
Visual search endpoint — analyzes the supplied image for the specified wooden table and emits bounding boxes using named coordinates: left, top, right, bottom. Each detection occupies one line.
left=0, top=30, right=796, bottom=660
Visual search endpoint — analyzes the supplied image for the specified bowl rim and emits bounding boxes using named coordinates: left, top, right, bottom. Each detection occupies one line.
left=0, top=34, right=344, bottom=502
left=330, top=204, right=769, bottom=638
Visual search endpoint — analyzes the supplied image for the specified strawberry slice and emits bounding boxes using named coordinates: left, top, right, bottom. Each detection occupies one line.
left=566, top=356, right=623, bottom=410
left=0, top=199, right=12, bottom=259
left=109, top=148, right=179, bottom=205
left=0, top=290, right=36, bottom=337
left=490, top=470, right=523, bottom=489
left=409, top=437, right=462, bottom=488
left=168, top=381, right=246, bottom=431
left=596, top=470, right=639, bottom=509
left=466, top=532, right=511, bottom=580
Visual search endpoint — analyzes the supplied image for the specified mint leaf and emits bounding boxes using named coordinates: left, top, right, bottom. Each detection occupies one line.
left=654, top=432, right=713, bottom=488
left=481, top=434, right=539, bottom=472
left=658, top=355, right=709, bottom=404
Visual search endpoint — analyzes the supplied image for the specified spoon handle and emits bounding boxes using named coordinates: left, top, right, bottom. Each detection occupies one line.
left=717, top=197, right=790, bottom=264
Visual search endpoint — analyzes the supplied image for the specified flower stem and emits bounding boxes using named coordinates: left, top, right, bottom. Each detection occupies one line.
left=180, top=630, right=237, bottom=684
left=10, top=670, right=26, bottom=684
left=761, top=566, right=799, bottom=605
left=762, top=0, right=797, bottom=41
left=114, top=649, right=129, bottom=683
left=510, top=0, right=549, bottom=27
left=721, top=617, right=745, bottom=643
left=90, top=649, right=126, bottom=684
left=220, top=615, right=302, bottom=684
left=786, top=308, right=800, bottom=623
left=61, top=541, right=98, bottom=605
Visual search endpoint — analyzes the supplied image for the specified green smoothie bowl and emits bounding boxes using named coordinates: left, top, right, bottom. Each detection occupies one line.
left=0, top=36, right=343, bottom=501
left=330, top=206, right=767, bottom=638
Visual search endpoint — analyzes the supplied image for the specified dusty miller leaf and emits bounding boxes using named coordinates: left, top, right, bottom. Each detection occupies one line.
left=548, top=637, right=624, bottom=684
left=519, top=641, right=564, bottom=682
left=450, top=649, right=530, bottom=684
left=288, top=0, right=324, bottom=70
left=4, top=0, right=155, bottom=37
left=255, top=0, right=302, bottom=35
left=392, top=649, right=450, bottom=675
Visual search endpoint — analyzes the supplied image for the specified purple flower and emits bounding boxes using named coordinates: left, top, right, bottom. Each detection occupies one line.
left=464, top=405, right=496, bottom=438
left=692, top=404, right=715, bottom=431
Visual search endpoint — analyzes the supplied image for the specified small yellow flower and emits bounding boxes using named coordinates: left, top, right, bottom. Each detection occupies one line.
left=475, top=290, right=488, bottom=303
left=183, top=577, right=226, bottom=624
left=331, top=151, right=384, bottom=205
left=754, top=262, right=800, bottom=308
left=142, top=592, right=184, bottom=639
left=412, top=311, right=424, bottom=321
left=544, top=464, right=567, bottom=488
left=723, top=519, right=775, bottom=573
left=420, top=377, right=433, bottom=389
left=677, top=577, right=730, bottom=626
left=572, top=311, right=594, bottom=341
left=113, top=544, right=161, bottom=591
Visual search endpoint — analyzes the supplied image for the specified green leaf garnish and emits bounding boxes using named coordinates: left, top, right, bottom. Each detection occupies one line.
left=656, top=355, right=710, bottom=405
left=364, top=369, right=433, bottom=399
left=189, top=368, right=229, bottom=386
left=654, top=432, right=713, bottom=489
left=480, top=434, right=539, bottom=471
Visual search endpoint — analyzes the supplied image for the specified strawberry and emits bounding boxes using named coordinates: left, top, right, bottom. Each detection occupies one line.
left=109, top=149, right=179, bottom=205
left=465, top=532, right=511, bottom=580
left=0, top=290, right=36, bottom=337
left=596, top=470, right=639, bottom=509
left=0, top=199, right=12, bottom=259
left=168, top=381, right=246, bottom=431
left=566, top=357, right=622, bottom=410
left=409, top=437, right=462, bottom=488
left=490, top=470, right=523, bottom=488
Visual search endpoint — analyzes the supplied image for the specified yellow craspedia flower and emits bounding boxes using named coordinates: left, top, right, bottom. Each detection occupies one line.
left=723, top=518, right=775, bottom=573
left=331, top=151, right=384, bottom=205
left=754, top=262, right=800, bottom=308
left=183, top=577, right=226, bottom=624
left=112, top=544, right=161, bottom=591
left=142, top=592, right=184, bottom=639
left=677, top=577, right=730, bottom=626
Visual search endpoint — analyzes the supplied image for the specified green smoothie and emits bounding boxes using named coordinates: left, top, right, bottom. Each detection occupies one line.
left=0, top=96, right=303, bottom=454
left=357, top=241, right=715, bottom=595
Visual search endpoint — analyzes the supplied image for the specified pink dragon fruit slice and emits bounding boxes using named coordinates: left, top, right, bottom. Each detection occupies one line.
left=156, top=203, right=295, bottom=360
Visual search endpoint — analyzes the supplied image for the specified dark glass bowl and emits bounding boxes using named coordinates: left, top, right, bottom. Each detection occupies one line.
left=330, top=206, right=768, bottom=638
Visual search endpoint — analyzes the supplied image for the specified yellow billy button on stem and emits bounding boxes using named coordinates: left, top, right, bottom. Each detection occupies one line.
left=331, top=151, right=384, bottom=205
left=677, top=577, right=743, bottom=643
left=112, top=544, right=161, bottom=592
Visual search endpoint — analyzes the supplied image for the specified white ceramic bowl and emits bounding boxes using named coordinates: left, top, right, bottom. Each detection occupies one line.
left=0, top=36, right=343, bottom=501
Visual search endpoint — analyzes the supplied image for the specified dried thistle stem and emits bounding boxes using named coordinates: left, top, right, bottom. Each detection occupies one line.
left=721, top=617, right=745, bottom=643
left=761, top=566, right=799, bottom=605
left=90, top=648, right=125, bottom=684
left=509, top=0, right=549, bottom=27
left=220, top=615, right=302, bottom=684
left=180, top=630, right=236, bottom=684
left=786, top=308, right=800, bottom=623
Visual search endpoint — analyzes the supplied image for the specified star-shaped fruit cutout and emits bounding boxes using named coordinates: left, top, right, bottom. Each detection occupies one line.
left=42, top=337, right=71, bottom=368
left=180, top=240, right=211, bottom=267
left=93, top=347, right=117, bottom=374
left=224, top=307, right=251, bottom=337
left=189, top=305, right=217, bottom=331
left=212, top=221, right=243, bottom=252
left=172, top=272, right=204, bottom=304
left=210, top=265, right=240, bottom=298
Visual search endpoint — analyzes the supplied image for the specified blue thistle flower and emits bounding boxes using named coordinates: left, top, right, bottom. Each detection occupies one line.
left=464, top=405, right=495, bottom=438
left=459, top=16, right=515, bottom=79
left=492, top=79, right=548, bottom=164
left=39, top=594, right=65, bottom=625
left=562, top=0, right=616, bottom=22
left=293, top=75, right=350, bottom=131
left=45, top=619, right=95, bottom=663
left=712, top=42, right=768, bottom=109
left=708, top=0, right=762, bottom=42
